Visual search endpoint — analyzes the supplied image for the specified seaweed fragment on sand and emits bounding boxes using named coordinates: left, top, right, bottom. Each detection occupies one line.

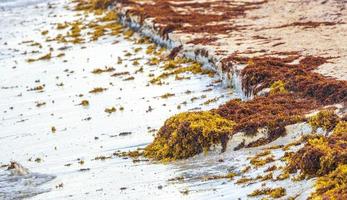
left=123, top=76, right=135, bottom=81
left=35, top=101, right=46, bottom=107
left=27, top=52, right=52, bottom=62
left=51, top=126, right=56, bottom=133
left=91, top=67, right=115, bottom=74
left=160, top=93, right=175, bottom=99
left=202, top=172, right=236, bottom=181
left=248, top=187, right=286, bottom=199
left=104, top=107, right=116, bottom=114
left=249, top=150, right=275, bottom=167
left=28, top=85, right=45, bottom=92
left=111, top=71, right=130, bottom=77
left=89, top=87, right=107, bottom=93
left=79, top=100, right=89, bottom=107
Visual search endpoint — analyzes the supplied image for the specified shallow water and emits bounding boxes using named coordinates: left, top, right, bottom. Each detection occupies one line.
left=0, top=167, right=56, bottom=200
left=0, top=0, right=315, bottom=199
left=0, top=0, right=50, bottom=8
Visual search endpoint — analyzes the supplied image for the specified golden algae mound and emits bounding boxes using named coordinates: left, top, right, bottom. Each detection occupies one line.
left=144, top=111, right=235, bottom=161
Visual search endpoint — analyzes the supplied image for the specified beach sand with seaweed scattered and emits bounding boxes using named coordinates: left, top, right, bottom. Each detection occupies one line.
left=0, top=0, right=346, bottom=199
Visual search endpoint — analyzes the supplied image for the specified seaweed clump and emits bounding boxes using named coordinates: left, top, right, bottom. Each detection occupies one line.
left=269, top=80, right=288, bottom=95
left=308, top=109, right=339, bottom=132
left=236, top=55, right=347, bottom=105
left=287, top=121, right=347, bottom=177
left=144, top=111, right=235, bottom=161
left=285, top=120, right=347, bottom=199
left=144, top=93, right=318, bottom=161
left=216, top=93, right=318, bottom=146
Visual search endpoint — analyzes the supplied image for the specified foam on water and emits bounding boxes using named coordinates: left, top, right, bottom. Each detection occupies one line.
left=0, top=0, right=51, bottom=8
left=0, top=167, right=56, bottom=200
